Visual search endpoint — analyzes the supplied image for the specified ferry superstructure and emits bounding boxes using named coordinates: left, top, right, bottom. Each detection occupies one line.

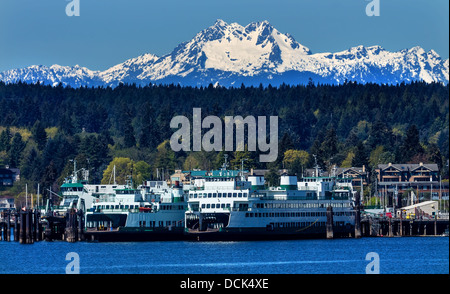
left=52, top=162, right=127, bottom=215
left=84, top=180, right=188, bottom=241
left=185, top=170, right=357, bottom=240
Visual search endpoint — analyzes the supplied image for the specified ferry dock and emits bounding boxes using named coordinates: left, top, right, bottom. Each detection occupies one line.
left=1, top=208, right=448, bottom=243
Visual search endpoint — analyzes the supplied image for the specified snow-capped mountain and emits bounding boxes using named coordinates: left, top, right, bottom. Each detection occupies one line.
left=1, top=19, right=448, bottom=87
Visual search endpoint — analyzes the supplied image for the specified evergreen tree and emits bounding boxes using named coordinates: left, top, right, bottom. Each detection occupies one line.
left=352, top=141, right=368, bottom=168
left=321, top=127, right=339, bottom=165
left=8, top=132, right=26, bottom=167
left=31, top=120, right=47, bottom=150
left=123, top=117, right=136, bottom=148
left=265, top=164, right=280, bottom=187
left=138, top=102, right=158, bottom=149
left=231, top=147, right=255, bottom=171
left=400, top=124, right=424, bottom=162
left=60, top=112, right=75, bottom=136
left=41, top=160, right=58, bottom=194
left=0, top=127, right=11, bottom=152
left=310, top=138, right=325, bottom=170
left=20, top=147, right=41, bottom=182
left=367, top=120, right=394, bottom=151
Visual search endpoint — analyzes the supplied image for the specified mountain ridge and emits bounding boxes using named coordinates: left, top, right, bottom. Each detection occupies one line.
left=1, top=19, right=448, bottom=87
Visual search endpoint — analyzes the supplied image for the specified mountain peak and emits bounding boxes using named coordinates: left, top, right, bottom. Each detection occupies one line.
left=213, top=19, right=228, bottom=27
left=0, top=20, right=448, bottom=87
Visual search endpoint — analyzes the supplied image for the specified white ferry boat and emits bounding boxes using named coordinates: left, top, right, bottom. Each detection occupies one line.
left=185, top=169, right=357, bottom=240
left=51, top=162, right=127, bottom=216
left=84, top=180, right=188, bottom=241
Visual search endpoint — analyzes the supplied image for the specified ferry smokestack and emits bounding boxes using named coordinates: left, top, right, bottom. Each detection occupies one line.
left=280, top=174, right=297, bottom=190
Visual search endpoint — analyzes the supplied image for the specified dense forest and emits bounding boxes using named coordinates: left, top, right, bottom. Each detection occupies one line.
left=0, top=81, right=448, bottom=203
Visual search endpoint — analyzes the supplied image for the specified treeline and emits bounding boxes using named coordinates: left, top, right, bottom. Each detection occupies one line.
left=0, top=81, right=448, bottom=200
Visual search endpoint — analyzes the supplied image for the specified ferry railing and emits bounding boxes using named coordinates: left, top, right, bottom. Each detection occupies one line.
left=92, top=208, right=145, bottom=213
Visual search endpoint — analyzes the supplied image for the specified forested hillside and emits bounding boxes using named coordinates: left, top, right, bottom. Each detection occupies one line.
left=0, top=81, right=448, bottom=202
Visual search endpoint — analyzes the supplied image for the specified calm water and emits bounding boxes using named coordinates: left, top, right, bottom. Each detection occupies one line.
left=0, top=236, right=448, bottom=274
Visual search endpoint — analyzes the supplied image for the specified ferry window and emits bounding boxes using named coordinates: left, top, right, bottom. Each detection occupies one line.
left=233, top=193, right=237, bottom=198
left=115, top=205, right=119, bottom=209
left=125, top=205, right=129, bottom=209
left=211, top=204, right=215, bottom=208
left=207, top=204, right=210, bottom=208
left=218, top=193, right=222, bottom=198
left=243, top=193, right=247, bottom=198
left=221, top=204, right=225, bottom=208
left=201, top=204, right=205, bottom=208
left=208, top=193, right=212, bottom=198
left=213, top=193, right=217, bottom=198
left=226, top=204, right=230, bottom=208
left=238, top=193, right=242, bottom=197
left=228, top=193, right=232, bottom=198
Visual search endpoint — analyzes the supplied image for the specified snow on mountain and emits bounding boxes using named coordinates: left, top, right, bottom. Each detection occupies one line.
left=0, top=19, right=448, bottom=87
left=0, top=64, right=101, bottom=87
left=100, top=53, right=159, bottom=84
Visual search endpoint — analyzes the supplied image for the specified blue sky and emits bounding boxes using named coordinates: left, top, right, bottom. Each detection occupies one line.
left=0, top=0, right=448, bottom=72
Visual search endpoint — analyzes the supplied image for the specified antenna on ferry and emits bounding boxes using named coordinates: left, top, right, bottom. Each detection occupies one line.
left=69, top=159, right=77, bottom=183
left=313, top=154, right=319, bottom=177
left=240, top=158, right=247, bottom=181
left=223, top=154, right=229, bottom=171
left=113, top=165, right=116, bottom=185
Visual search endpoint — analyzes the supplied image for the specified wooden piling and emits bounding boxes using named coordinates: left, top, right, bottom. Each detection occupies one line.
left=34, top=210, right=40, bottom=242
left=26, top=210, right=32, bottom=244
left=388, top=217, right=393, bottom=237
left=6, top=210, right=11, bottom=241
left=44, top=219, right=53, bottom=242
left=326, top=206, right=333, bottom=239
left=13, top=212, right=19, bottom=242
left=19, top=211, right=25, bottom=244
left=399, top=218, right=403, bottom=236
left=65, top=209, right=77, bottom=243
left=434, top=218, right=437, bottom=236
left=354, top=193, right=361, bottom=239
left=77, top=210, right=84, bottom=242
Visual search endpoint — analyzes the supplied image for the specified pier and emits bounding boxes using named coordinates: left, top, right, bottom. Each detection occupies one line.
left=0, top=207, right=85, bottom=243
left=1, top=207, right=449, bottom=243
left=359, top=217, right=449, bottom=237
